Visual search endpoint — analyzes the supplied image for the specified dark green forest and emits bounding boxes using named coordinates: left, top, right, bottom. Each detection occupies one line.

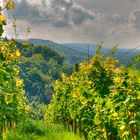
left=17, top=42, right=74, bottom=104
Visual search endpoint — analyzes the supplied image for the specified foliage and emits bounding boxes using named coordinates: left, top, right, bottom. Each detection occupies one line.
left=17, top=43, right=74, bottom=103
left=20, top=119, right=45, bottom=136
left=0, top=1, right=27, bottom=139
left=6, top=120, right=83, bottom=140
left=28, top=101, right=46, bottom=120
left=0, top=39, right=27, bottom=127
left=48, top=50, right=140, bottom=140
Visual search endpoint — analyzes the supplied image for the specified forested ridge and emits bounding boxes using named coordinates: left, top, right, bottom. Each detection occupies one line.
left=17, top=42, right=74, bottom=104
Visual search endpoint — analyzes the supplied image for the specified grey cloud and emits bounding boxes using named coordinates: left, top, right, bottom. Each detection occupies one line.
left=13, top=0, right=95, bottom=28
left=71, top=5, right=94, bottom=25
left=5, top=0, right=140, bottom=47
left=106, top=13, right=127, bottom=24
left=129, top=9, right=140, bottom=30
left=52, top=0, right=73, bottom=8
left=130, top=0, right=139, bottom=1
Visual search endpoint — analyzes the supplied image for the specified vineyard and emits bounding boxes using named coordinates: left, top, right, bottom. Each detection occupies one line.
left=0, top=0, right=140, bottom=140
left=48, top=49, right=140, bottom=140
left=0, top=1, right=27, bottom=139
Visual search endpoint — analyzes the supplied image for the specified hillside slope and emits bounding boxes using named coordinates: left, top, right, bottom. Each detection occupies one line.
left=26, top=38, right=140, bottom=66
left=28, top=39, right=87, bottom=64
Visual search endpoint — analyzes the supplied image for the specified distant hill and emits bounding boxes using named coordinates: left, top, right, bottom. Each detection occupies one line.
left=27, top=39, right=105, bottom=56
left=22, top=38, right=140, bottom=66
left=63, top=43, right=97, bottom=55
left=27, top=39, right=87, bottom=64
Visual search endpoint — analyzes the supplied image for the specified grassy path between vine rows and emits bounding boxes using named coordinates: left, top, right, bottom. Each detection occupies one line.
left=6, top=120, right=83, bottom=140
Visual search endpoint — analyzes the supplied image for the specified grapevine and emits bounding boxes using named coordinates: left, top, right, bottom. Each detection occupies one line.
left=49, top=51, right=140, bottom=140
left=0, top=1, right=27, bottom=139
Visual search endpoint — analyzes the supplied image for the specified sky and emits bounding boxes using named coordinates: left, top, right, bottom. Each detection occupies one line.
left=3, top=0, right=140, bottom=48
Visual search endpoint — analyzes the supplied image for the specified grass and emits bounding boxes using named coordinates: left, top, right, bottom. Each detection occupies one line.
left=6, top=120, right=83, bottom=140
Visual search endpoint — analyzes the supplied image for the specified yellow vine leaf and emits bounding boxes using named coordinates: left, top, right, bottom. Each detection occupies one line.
left=114, top=77, right=124, bottom=84
left=122, top=131, right=129, bottom=137
left=112, top=112, right=118, bottom=117
left=22, top=41, right=29, bottom=47
left=0, top=13, right=6, bottom=25
left=5, top=94, right=13, bottom=104
left=15, top=49, right=20, bottom=57
left=13, top=67, right=20, bottom=75
left=120, top=124, right=126, bottom=131
left=6, top=1, right=15, bottom=10
left=72, top=92, right=79, bottom=98
left=16, top=78, right=23, bottom=87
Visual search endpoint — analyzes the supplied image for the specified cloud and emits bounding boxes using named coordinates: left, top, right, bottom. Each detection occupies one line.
left=129, top=9, right=140, bottom=30
left=13, top=0, right=95, bottom=28
left=130, top=0, right=138, bottom=1
left=4, top=0, right=140, bottom=48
